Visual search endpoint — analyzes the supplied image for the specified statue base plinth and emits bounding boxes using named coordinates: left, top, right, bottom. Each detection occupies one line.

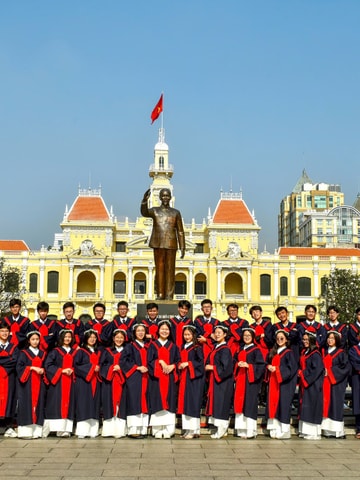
left=136, top=301, right=193, bottom=321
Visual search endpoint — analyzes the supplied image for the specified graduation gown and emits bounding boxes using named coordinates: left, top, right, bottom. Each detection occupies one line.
left=84, top=320, right=110, bottom=345
left=348, top=322, right=360, bottom=349
left=250, top=319, right=274, bottom=359
left=74, top=348, right=101, bottom=421
left=323, top=347, right=350, bottom=421
left=100, top=347, right=126, bottom=420
left=177, top=344, right=204, bottom=418
left=349, top=345, right=360, bottom=415
left=28, top=319, right=57, bottom=352
left=298, top=321, right=327, bottom=350
left=147, top=340, right=180, bottom=414
left=223, top=318, right=249, bottom=357
left=298, top=348, right=324, bottom=424
left=4, top=315, right=30, bottom=349
left=44, top=347, right=76, bottom=421
left=323, top=323, right=348, bottom=350
left=272, top=322, right=300, bottom=364
left=100, top=317, right=135, bottom=346
left=56, top=319, right=85, bottom=349
left=205, top=343, right=234, bottom=421
left=169, top=316, right=193, bottom=349
left=120, top=341, right=149, bottom=416
left=193, top=316, right=218, bottom=363
left=0, top=343, right=18, bottom=418
left=266, top=348, right=297, bottom=424
left=234, top=344, right=266, bottom=420
left=16, top=348, right=46, bottom=426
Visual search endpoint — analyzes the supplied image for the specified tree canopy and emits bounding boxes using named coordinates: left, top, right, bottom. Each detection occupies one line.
left=319, top=268, right=360, bottom=324
left=0, top=258, right=25, bottom=317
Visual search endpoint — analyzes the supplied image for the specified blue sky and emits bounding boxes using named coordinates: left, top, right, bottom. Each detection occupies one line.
left=1, top=1, right=359, bottom=251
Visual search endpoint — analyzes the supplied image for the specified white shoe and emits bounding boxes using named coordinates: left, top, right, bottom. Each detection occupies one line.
left=4, top=428, right=17, bottom=438
left=304, top=435, right=321, bottom=440
left=162, top=432, right=171, bottom=439
left=275, top=431, right=291, bottom=440
left=154, top=431, right=162, bottom=439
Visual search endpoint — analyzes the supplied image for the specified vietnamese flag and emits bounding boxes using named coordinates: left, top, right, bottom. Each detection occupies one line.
left=151, top=94, right=163, bottom=124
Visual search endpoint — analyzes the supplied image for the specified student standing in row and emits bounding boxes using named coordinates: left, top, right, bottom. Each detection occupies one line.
left=148, top=320, right=179, bottom=438
left=205, top=325, right=233, bottom=439
left=44, top=329, right=76, bottom=437
left=16, top=331, right=46, bottom=439
left=178, top=325, right=204, bottom=439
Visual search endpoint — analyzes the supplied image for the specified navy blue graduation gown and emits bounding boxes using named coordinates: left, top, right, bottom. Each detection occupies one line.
left=120, top=341, right=149, bottom=416
left=44, top=347, right=76, bottom=421
left=205, top=343, right=234, bottom=421
left=177, top=344, right=204, bottom=418
left=100, top=347, right=126, bottom=420
left=298, top=348, right=324, bottom=424
left=73, top=348, right=101, bottom=422
left=16, top=348, right=46, bottom=426
left=56, top=319, right=85, bottom=349
left=349, top=345, right=360, bottom=415
left=266, top=348, right=298, bottom=424
left=234, top=344, right=266, bottom=420
left=147, top=340, right=180, bottom=415
left=0, top=343, right=18, bottom=418
left=28, top=319, right=57, bottom=352
left=323, top=347, right=350, bottom=422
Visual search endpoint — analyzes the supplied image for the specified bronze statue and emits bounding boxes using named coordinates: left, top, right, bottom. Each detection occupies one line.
left=141, top=188, right=185, bottom=300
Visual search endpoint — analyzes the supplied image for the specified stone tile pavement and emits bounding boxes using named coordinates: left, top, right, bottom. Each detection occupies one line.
left=1, top=434, right=360, bottom=479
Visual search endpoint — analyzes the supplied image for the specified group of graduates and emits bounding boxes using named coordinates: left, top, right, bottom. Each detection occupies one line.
left=1, top=297, right=360, bottom=441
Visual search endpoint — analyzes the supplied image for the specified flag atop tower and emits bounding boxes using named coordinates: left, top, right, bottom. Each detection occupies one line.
left=151, top=94, right=163, bottom=124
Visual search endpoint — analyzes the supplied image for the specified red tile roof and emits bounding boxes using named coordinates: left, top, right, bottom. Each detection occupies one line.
left=67, top=196, right=111, bottom=221
left=213, top=199, right=255, bottom=224
left=279, top=247, right=360, bottom=256
left=0, top=240, right=30, bottom=251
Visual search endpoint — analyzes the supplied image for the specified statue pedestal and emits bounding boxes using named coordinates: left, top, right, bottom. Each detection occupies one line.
left=136, top=301, right=193, bottom=321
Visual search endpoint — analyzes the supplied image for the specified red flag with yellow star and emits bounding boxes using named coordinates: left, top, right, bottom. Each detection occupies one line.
left=151, top=94, right=163, bottom=124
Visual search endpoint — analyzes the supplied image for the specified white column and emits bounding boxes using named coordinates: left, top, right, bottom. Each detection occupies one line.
left=100, top=265, right=104, bottom=299
left=189, top=265, right=194, bottom=301
left=217, top=268, right=222, bottom=301
left=247, top=267, right=252, bottom=301
left=148, top=264, right=153, bottom=299
left=290, top=263, right=295, bottom=297
left=39, top=262, right=45, bottom=297
left=69, top=265, right=74, bottom=298
left=274, top=263, right=279, bottom=299
left=128, top=265, right=133, bottom=301
left=313, top=263, right=319, bottom=297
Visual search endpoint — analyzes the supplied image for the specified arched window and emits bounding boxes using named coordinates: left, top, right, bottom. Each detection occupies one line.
left=298, top=277, right=311, bottom=296
left=113, top=272, right=126, bottom=294
left=194, top=273, right=206, bottom=295
left=134, top=272, right=146, bottom=295
left=47, top=271, right=59, bottom=294
left=159, top=156, right=164, bottom=169
left=175, top=273, right=187, bottom=295
left=260, top=274, right=271, bottom=296
left=224, top=273, right=243, bottom=295
left=280, top=276, right=288, bottom=296
left=29, top=273, right=38, bottom=293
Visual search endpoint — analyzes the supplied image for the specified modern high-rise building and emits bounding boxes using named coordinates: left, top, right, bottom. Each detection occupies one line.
left=278, top=169, right=344, bottom=247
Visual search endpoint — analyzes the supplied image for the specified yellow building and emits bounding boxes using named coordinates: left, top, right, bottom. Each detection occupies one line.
left=1, top=133, right=360, bottom=323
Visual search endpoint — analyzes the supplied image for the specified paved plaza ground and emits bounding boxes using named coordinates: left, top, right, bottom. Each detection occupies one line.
left=0, top=434, right=359, bottom=480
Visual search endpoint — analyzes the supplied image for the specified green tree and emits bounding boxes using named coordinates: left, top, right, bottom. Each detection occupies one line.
left=0, top=258, right=25, bottom=317
left=319, top=268, right=360, bottom=324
